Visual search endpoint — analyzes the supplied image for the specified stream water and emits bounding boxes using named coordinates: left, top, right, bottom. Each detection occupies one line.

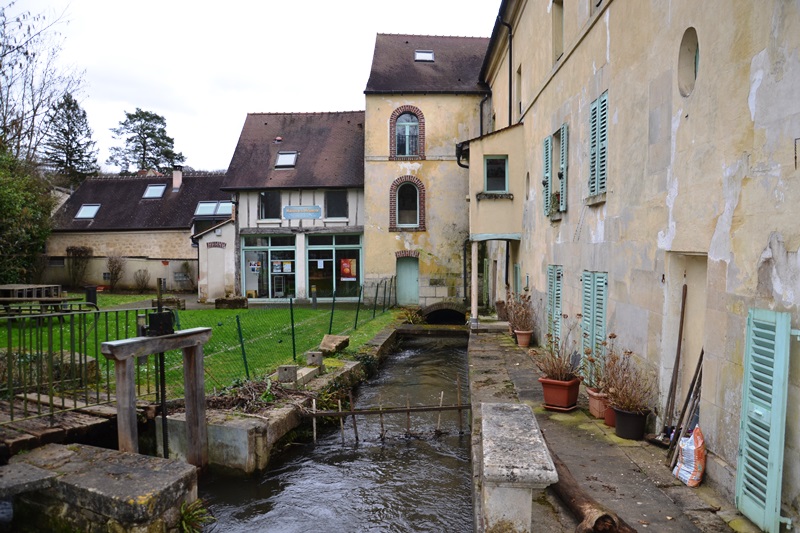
left=200, top=335, right=472, bottom=532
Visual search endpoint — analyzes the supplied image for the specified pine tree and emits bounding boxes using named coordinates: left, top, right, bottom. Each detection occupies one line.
left=106, top=108, right=185, bottom=173
left=41, top=93, right=99, bottom=187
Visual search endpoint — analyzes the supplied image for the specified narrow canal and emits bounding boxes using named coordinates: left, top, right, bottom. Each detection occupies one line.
left=201, top=335, right=472, bottom=532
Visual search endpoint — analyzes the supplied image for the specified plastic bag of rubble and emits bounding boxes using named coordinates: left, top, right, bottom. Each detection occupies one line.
left=673, top=425, right=706, bottom=487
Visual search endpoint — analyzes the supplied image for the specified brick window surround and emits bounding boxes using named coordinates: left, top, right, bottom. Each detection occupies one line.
left=389, top=175, right=426, bottom=232
left=395, top=250, right=420, bottom=258
left=389, top=105, right=426, bottom=160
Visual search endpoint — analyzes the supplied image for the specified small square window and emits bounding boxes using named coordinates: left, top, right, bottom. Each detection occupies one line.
left=143, top=184, right=166, bottom=198
left=485, top=156, right=508, bottom=193
left=76, top=204, right=100, bottom=219
left=276, top=151, right=298, bottom=168
left=325, top=190, right=348, bottom=218
left=48, top=257, right=65, bottom=267
left=415, top=50, right=434, bottom=62
left=102, top=272, right=111, bottom=281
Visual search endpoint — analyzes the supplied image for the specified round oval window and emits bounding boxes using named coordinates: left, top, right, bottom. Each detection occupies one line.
left=678, top=28, right=699, bottom=97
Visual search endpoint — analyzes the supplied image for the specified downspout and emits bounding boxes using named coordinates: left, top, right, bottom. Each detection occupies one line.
left=505, top=240, right=510, bottom=289
left=479, top=93, right=489, bottom=135
left=498, top=16, right=512, bottom=128
left=463, top=239, right=469, bottom=304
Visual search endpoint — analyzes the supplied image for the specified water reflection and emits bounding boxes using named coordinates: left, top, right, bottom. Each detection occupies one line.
left=201, top=336, right=472, bottom=532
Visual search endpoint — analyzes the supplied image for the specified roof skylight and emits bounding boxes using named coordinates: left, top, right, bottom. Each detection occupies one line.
left=275, top=151, right=298, bottom=168
left=194, top=201, right=233, bottom=216
left=75, top=204, right=100, bottom=219
left=415, top=50, right=434, bottom=62
left=143, top=184, right=166, bottom=198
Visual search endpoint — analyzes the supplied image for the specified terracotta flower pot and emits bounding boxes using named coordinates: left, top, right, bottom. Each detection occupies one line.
left=515, top=330, right=533, bottom=348
left=586, top=387, right=608, bottom=419
left=604, top=405, right=616, bottom=427
left=613, top=408, right=650, bottom=440
left=538, top=376, right=580, bottom=411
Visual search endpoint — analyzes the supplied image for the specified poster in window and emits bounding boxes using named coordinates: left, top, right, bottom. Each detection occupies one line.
left=249, top=261, right=261, bottom=273
left=272, top=261, right=282, bottom=273
left=340, top=258, right=356, bottom=281
left=282, top=261, right=292, bottom=273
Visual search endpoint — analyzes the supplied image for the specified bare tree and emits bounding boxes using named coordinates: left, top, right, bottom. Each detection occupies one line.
left=133, top=269, right=151, bottom=293
left=0, top=2, right=84, bottom=162
left=106, top=254, right=126, bottom=292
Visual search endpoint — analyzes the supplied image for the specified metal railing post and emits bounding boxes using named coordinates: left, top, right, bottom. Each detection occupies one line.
left=290, top=298, right=296, bottom=362
left=373, top=281, right=380, bottom=318
left=382, top=278, right=388, bottom=312
left=236, top=315, right=250, bottom=380
left=329, top=290, right=336, bottom=334
left=354, top=285, right=363, bottom=330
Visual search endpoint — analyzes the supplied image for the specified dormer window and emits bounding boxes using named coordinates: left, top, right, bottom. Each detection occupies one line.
left=275, top=151, right=298, bottom=168
left=143, top=184, right=166, bottom=198
left=415, top=50, right=434, bottom=62
left=76, top=204, right=100, bottom=219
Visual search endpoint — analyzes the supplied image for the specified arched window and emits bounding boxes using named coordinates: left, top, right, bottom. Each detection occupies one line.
left=389, top=175, right=426, bottom=232
left=389, top=106, right=425, bottom=160
left=397, top=183, right=418, bottom=226
left=396, top=113, right=419, bottom=156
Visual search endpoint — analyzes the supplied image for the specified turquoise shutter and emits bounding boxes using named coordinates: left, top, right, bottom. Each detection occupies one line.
left=589, top=100, right=599, bottom=196
left=547, top=265, right=563, bottom=342
left=581, top=272, right=593, bottom=354
left=597, top=92, right=608, bottom=193
left=593, top=272, right=607, bottom=351
left=543, top=136, right=552, bottom=215
left=559, top=123, right=568, bottom=212
left=736, top=309, right=793, bottom=533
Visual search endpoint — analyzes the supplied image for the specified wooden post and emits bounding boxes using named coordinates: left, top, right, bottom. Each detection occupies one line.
left=182, top=342, right=208, bottom=468
left=115, top=358, right=138, bottom=453
left=101, top=328, right=211, bottom=468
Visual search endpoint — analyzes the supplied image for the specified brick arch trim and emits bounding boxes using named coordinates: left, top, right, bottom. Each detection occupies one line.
left=389, top=175, right=426, bottom=232
left=395, top=250, right=420, bottom=258
left=389, top=105, right=426, bottom=160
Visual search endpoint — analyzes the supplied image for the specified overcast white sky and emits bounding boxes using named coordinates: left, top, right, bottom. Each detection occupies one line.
left=26, top=1, right=501, bottom=172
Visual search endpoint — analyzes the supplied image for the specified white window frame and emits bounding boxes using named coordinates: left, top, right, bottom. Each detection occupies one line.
left=75, top=204, right=100, bottom=219
left=143, top=184, right=166, bottom=198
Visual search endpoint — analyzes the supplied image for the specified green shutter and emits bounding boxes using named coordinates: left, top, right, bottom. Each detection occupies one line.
left=593, top=272, right=607, bottom=350
left=597, top=92, right=608, bottom=194
left=589, top=100, right=599, bottom=196
left=736, top=309, right=793, bottom=533
left=582, top=272, right=593, bottom=354
left=559, top=123, right=568, bottom=212
left=547, top=265, right=563, bottom=343
left=543, top=136, right=552, bottom=215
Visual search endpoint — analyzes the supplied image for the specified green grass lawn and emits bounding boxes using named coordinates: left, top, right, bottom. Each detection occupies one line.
left=1, top=301, right=400, bottom=400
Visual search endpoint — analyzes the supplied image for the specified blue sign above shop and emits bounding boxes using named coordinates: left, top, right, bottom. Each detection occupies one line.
left=283, top=205, right=322, bottom=220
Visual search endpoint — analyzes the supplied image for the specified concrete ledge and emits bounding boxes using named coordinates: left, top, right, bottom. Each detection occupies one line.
left=0, top=463, right=56, bottom=498
left=481, top=402, right=557, bottom=532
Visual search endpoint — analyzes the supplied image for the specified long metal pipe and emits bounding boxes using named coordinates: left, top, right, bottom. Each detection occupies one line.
left=498, top=17, right=513, bottom=127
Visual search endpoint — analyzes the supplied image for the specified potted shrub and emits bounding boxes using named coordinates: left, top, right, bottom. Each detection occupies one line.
left=529, top=315, right=581, bottom=410
left=580, top=333, right=616, bottom=419
left=605, top=347, right=657, bottom=440
left=507, top=291, right=535, bottom=347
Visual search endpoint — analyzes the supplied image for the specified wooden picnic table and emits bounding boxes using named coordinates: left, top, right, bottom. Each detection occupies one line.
left=0, top=297, right=89, bottom=316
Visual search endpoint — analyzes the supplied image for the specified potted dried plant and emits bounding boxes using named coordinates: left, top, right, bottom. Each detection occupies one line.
left=580, top=333, right=616, bottom=419
left=605, top=347, right=657, bottom=440
left=529, top=315, right=581, bottom=410
left=506, top=291, right=535, bottom=347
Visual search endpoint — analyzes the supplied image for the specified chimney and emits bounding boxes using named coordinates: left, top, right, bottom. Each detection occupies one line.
left=172, top=165, right=183, bottom=191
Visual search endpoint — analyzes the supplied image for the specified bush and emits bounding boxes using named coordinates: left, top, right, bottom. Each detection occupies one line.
left=66, top=246, right=92, bottom=288
left=106, top=254, right=126, bottom=292
left=133, top=269, right=151, bottom=293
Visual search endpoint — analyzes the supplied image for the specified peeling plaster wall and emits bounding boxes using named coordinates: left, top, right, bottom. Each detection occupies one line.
left=474, top=0, right=800, bottom=515
left=363, top=94, right=482, bottom=306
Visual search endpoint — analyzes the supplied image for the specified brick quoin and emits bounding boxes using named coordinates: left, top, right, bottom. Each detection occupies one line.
left=389, top=105, right=425, bottom=161
left=389, top=175, right=426, bottom=232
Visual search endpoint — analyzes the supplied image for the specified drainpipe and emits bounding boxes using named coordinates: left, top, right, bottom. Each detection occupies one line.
left=498, top=16, right=512, bottom=128
left=504, top=241, right=510, bottom=289
left=463, top=239, right=469, bottom=304
left=479, top=93, right=489, bottom=135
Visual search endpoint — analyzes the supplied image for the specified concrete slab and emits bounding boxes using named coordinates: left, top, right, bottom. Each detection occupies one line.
left=10, top=443, right=197, bottom=526
left=0, top=463, right=55, bottom=498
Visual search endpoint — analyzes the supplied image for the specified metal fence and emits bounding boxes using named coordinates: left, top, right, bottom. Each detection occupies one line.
left=0, top=277, right=395, bottom=424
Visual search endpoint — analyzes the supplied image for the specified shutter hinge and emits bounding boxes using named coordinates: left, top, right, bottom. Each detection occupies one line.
left=791, top=328, right=800, bottom=341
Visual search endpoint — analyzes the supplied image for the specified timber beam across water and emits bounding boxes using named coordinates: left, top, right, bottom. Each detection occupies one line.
left=303, top=404, right=472, bottom=418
